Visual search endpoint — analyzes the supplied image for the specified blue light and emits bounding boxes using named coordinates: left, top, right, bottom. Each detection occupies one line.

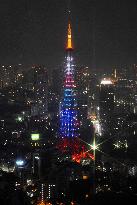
left=60, top=52, right=79, bottom=138
left=16, top=160, right=24, bottom=167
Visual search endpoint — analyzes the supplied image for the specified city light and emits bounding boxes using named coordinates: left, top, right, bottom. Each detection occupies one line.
left=16, top=160, right=24, bottom=167
left=91, top=143, right=99, bottom=151
left=101, top=79, right=113, bottom=85
left=1, top=3, right=137, bottom=204
left=16, top=116, right=23, bottom=122
left=31, top=133, right=40, bottom=141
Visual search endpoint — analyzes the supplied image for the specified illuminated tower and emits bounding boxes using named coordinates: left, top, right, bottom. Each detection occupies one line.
left=58, top=20, right=94, bottom=163
left=59, top=21, right=79, bottom=148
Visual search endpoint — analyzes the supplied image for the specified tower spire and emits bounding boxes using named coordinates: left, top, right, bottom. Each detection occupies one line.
left=66, top=19, right=73, bottom=50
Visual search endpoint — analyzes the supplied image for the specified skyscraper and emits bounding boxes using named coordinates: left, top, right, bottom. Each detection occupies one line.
left=76, top=67, right=90, bottom=125
left=31, top=65, right=48, bottom=118
left=99, top=79, right=115, bottom=135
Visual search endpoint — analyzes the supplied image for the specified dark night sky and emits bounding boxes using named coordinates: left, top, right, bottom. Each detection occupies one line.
left=0, top=0, right=137, bottom=70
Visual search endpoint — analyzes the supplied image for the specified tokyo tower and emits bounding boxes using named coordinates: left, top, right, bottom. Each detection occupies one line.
left=58, top=19, right=94, bottom=162
left=59, top=21, right=79, bottom=151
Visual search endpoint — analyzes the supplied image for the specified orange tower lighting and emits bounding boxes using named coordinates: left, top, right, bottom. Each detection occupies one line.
left=66, top=22, right=73, bottom=50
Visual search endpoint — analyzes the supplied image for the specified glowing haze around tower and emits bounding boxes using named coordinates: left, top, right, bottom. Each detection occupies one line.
left=60, top=21, right=79, bottom=139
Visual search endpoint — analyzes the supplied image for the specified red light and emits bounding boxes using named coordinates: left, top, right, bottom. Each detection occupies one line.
left=57, top=138, right=94, bottom=163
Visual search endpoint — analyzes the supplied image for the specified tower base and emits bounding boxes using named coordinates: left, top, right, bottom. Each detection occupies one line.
left=57, top=137, right=94, bottom=163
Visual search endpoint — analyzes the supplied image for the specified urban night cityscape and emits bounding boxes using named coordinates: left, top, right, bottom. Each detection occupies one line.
left=1, top=0, right=137, bottom=204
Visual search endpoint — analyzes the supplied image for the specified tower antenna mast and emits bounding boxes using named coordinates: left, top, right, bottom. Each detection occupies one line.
left=67, top=0, right=71, bottom=14
left=66, top=0, right=73, bottom=50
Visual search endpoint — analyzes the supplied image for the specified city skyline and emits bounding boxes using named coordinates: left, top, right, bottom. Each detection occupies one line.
left=1, top=1, right=137, bottom=204
left=0, top=0, right=137, bottom=70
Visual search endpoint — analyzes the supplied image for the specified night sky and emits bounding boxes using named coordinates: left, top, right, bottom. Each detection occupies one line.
left=0, top=0, right=137, bottom=70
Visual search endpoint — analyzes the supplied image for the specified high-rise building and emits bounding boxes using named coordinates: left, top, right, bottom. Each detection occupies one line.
left=113, top=65, right=137, bottom=115
left=48, top=68, right=62, bottom=119
left=99, top=79, right=115, bottom=135
left=31, top=65, right=48, bottom=118
left=76, top=67, right=90, bottom=125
